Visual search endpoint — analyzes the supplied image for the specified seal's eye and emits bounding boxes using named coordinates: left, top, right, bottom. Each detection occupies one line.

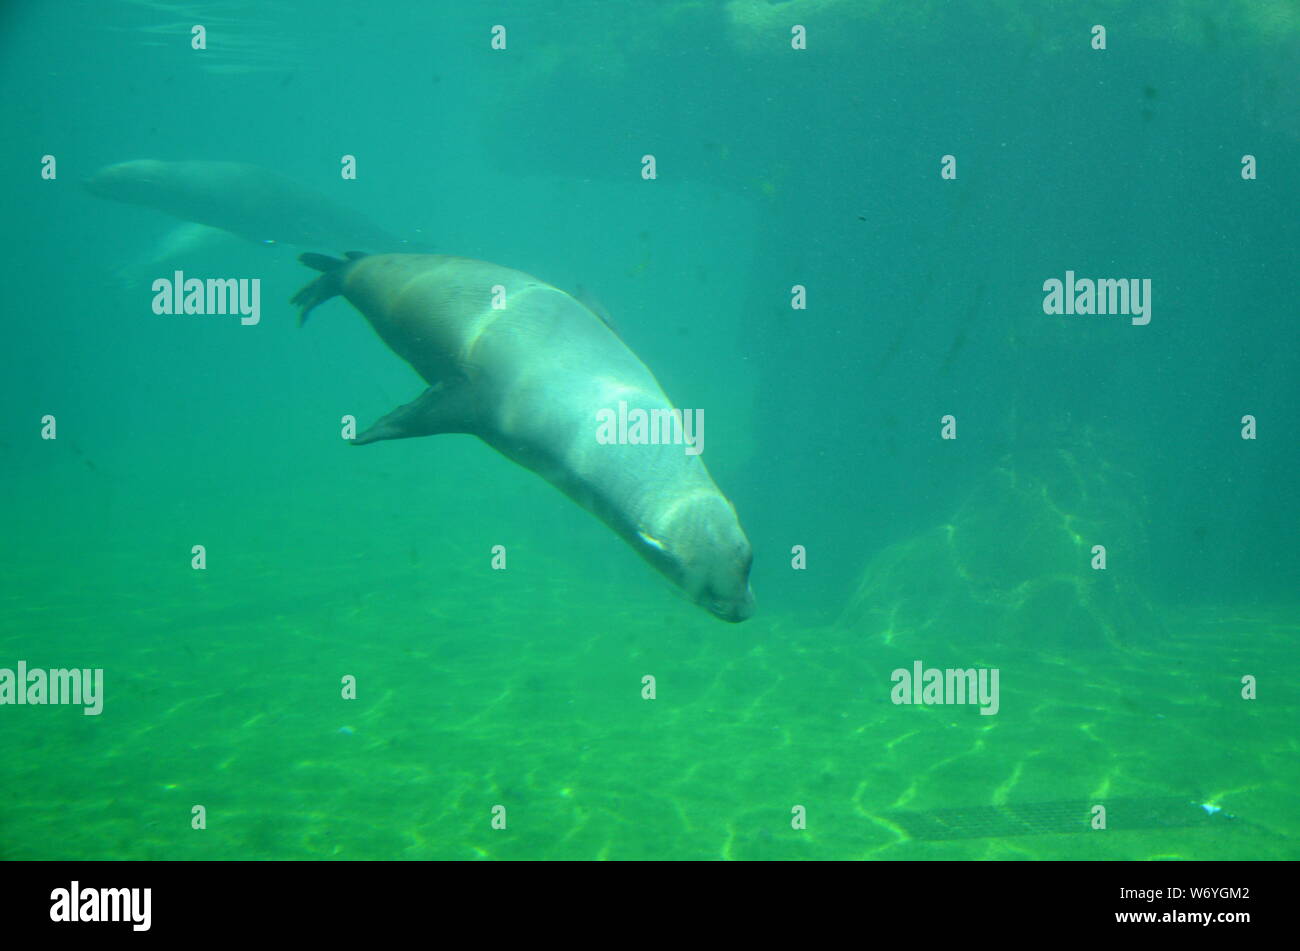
left=637, top=530, right=666, bottom=552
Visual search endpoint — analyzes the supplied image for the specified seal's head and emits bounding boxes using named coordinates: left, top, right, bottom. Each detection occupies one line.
left=84, top=159, right=171, bottom=204
left=636, top=492, right=755, bottom=623
left=698, top=560, right=756, bottom=623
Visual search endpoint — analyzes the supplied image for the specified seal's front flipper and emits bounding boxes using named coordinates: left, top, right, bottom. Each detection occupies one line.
left=354, top=383, right=476, bottom=445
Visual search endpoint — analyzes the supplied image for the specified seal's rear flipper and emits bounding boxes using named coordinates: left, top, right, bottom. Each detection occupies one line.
left=291, top=252, right=368, bottom=325
left=354, top=382, right=476, bottom=445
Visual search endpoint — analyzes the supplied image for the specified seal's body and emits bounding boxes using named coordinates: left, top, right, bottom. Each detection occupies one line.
left=86, top=159, right=398, bottom=249
left=293, top=253, right=754, bottom=622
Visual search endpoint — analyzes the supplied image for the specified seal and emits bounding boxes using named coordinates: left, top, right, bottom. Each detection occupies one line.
left=292, top=252, right=755, bottom=622
left=85, top=159, right=400, bottom=249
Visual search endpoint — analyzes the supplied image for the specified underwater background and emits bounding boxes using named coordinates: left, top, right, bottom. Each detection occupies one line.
left=1, top=0, right=1296, bottom=859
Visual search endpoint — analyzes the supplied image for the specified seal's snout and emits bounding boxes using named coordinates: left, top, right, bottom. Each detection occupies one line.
left=708, top=585, right=755, bottom=623
left=84, top=166, right=130, bottom=197
left=83, top=160, right=163, bottom=203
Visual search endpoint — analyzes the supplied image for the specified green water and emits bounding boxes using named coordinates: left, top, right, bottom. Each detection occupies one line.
left=1, top=1, right=1296, bottom=860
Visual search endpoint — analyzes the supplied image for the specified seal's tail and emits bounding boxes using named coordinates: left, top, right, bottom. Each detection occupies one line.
left=291, top=251, right=367, bottom=325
